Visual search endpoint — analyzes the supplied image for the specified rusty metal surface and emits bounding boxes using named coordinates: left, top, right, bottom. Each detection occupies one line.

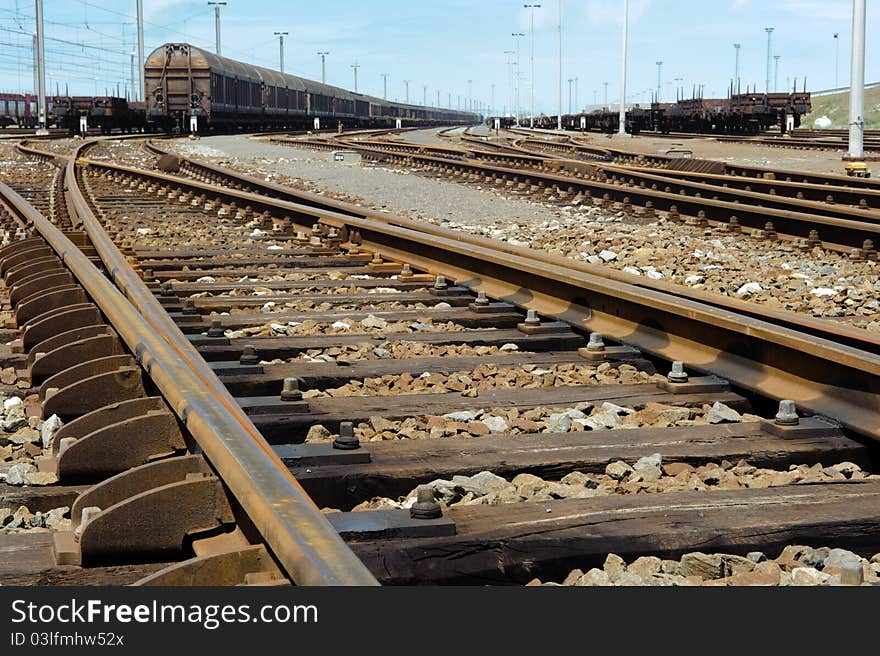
left=25, top=142, right=378, bottom=585
left=147, top=141, right=880, bottom=353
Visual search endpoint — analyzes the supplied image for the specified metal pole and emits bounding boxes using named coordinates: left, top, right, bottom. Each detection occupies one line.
left=734, top=43, right=741, bottom=93
left=618, top=0, right=628, bottom=135
left=208, top=3, right=226, bottom=55
left=381, top=74, right=388, bottom=99
left=656, top=61, right=662, bottom=103
left=604, top=81, right=608, bottom=108
left=318, top=52, right=329, bottom=84
left=274, top=33, right=288, bottom=73
left=512, top=33, right=524, bottom=125
left=567, top=78, right=573, bottom=114
left=136, top=0, right=144, bottom=102
left=351, top=63, right=359, bottom=92
left=468, top=79, right=473, bottom=112
left=423, top=85, right=427, bottom=106
left=130, top=52, right=135, bottom=101
left=35, top=0, right=46, bottom=130
left=491, top=83, right=495, bottom=115
left=437, top=89, right=440, bottom=107
left=848, top=0, right=866, bottom=159
left=834, top=32, right=840, bottom=87
left=557, top=0, right=563, bottom=130
left=575, top=76, right=578, bottom=112
left=404, top=80, right=410, bottom=103
left=525, top=4, right=541, bottom=128
left=774, top=55, right=780, bottom=93
left=765, top=27, right=774, bottom=94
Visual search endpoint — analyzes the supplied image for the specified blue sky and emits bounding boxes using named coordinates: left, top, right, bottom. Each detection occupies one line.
left=0, top=0, right=876, bottom=114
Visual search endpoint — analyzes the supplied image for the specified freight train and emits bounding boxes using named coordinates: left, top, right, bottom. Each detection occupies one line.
left=500, top=88, right=812, bottom=136
left=144, top=43, right=480, bottom=133
left=0, top=93, right=146, bottom=134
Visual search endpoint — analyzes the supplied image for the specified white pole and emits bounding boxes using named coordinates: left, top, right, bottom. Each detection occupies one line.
left=513, top=33, right=524, bottom=126
left=848, top=0, right=866, bottom=159
left=557, top=0, right=563, bottom=130
left=618, top=0, right=628, bottom=135
left=765, top=27, right=774, bottom=94
left=35, top=0, right=46, bottom=131
left=137, top=0, right=144, bottom=102
left=525, top=4, right=541, bottom=128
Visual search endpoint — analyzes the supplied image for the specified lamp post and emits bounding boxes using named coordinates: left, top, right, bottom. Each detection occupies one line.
left=207, top=2, right=226, bottom=55
left=834, top=32, right=840, bottom=87
left=274, top=32, right=288, bottom=73
left=351, top=62, right=360, bottom=92
left=733, top=43, right=741, bottom=93
left=656, top=61, right=663, bottom=104
left=774, top=55, right=780, bottom=92
left=848, top=0, right=866, bottom=160
left=512, top=32, right=525, bottom=125
left=567, top=78, right=573, bottom=114
left=764, top=27, right=774, bottom=94
left=524, top=4, right=542, bottom=128
left=618, top=0, right=629, bottom=135
left=603, top=81, right=608, bottom=108
left=404, top=80, right=410, bottom=103
left=505, top=50, right=515, bottom=118
left=557, top=0, right=563, bottom=130
left=136, top=0, right=144, bottom=101
left=381, top=73, right=389, bottom=99
left=318, top=52, right=329, bottom=84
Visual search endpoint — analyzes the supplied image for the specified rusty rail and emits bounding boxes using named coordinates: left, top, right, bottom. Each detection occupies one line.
left=59, top=145, right=880, bottom=444
left=8, top=140, right=379, bottom=586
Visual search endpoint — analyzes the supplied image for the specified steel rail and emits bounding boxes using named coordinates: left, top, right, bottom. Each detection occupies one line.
left=135, top=139, right=880, bottom=355
left=20, top=140, right=378, bottom=586
left=61, top=148, right=880, bottom=443
left=290, top=136, right=880, bottom=251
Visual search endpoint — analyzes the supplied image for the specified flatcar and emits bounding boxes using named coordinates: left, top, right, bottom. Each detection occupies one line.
left=53, top=96, right=146, bottom=134
left=0, top=93, right=38, bottom=128
left=514, top=87, right=812, bottom=136
left=145, top=43, right=480, bottom=133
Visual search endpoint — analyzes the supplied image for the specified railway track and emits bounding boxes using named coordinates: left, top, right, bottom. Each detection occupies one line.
left=278, top=129, right=880, bottom=255
left=2, top=135, right=880, bottom=586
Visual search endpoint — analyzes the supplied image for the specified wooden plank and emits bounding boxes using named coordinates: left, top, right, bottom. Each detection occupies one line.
left=191, top=290, right=473, bottom=311
left=217, top=351, right=655, bottom=395
left=193, top=328, right=586, bottom=361
left=1, top=484, right=89, bottom=513
left=245, top=384, right=748, bottom=443
left=140, top=254, right=365, bottom=271
left=169, top=278, right=431, bottom=295
left=348, top=481, right=880, bottom=584
left=177, top=307, right=523, bottom=334
left=0, top=533, right=173, bottom=585
left=153, top=265, right=392, bottom=282
left=289, top=423, right=865, bottom=509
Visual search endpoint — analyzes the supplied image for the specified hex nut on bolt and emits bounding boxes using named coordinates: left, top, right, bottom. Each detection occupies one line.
left=434, top=275, right=448, bottom=290
left=410, top=486, right=443, bottom=520
left=667, top=361, right=689, bottom=384
left=207, top=319, right=225, bottom=338
left=280, top=378, right=303, bottom=402
left=524, top=309, right=541, bottom=326
left=333, top=421, right=360, bottom=451
left=774, top=400, right=799, bottom=426
left=239, top=345, right=260, bottom=366
left=587, top=333, right=606, bottom=352
left=474, top=291, right=490, bottom=306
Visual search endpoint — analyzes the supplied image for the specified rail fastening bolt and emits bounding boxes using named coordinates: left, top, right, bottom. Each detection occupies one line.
left=524, top=309, right=541, bottom=326
left=410, top=485, right=443, bottom=520
left=434, top=275, right=448, bottom=290
left=207, top=319, right=225, bottom=338
left=333, top=421, right=361, bottom=451
left=161, top=282, right=175, bottom=297
left=774, top=400, right=799, bottom=426
left=280, top=377, right=304, bottom=402
left=182, top=299, right=199, bottom=316
left=587, top=333, right=606, bottom=352
left=239, top=345, right=260, bottom=366
left=474, top=291, right=490, bottom=306
left=667, top=361, right=689, bottom=384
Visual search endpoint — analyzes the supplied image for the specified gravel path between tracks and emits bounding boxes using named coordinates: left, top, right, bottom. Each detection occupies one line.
left=166, top=135, right=880, bottom=334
